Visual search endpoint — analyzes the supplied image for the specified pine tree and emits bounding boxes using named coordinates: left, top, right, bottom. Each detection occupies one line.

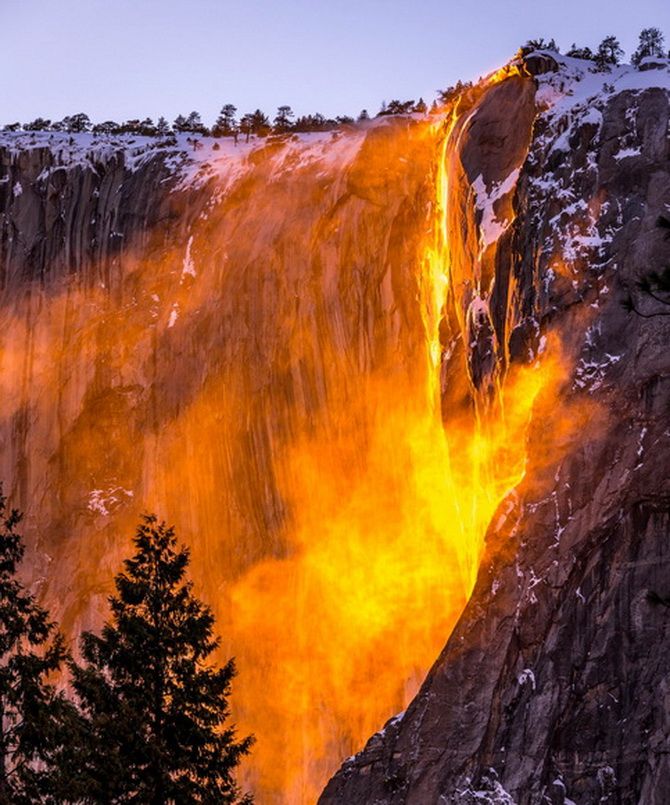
left=565, top=43, right=595, bottom=60
left=519, top=37, right=547, bottom=56
left=185, top=111, right=209, bottom=135
left=238, top=113, right=254, bottom=142
left=212, top=104, right=237, bottom=137
left=139, top=117, right=157, bottom=136
left=173, top=114, right=188, bottom=133
left=61, top=113, right=91, bottom=133
left=381, top=99, right=415, bottom=116
left=156, top=116, right=171, bottom=137
left=119, top=119, right=142, bottom=135
left=595, top=36, right=624, bottom=70
left=92, top=120, right=120, bottom=135
left=273, top=105, right=294, bottom=134
left=249, top=109, right=270, bottom=136
left=23, top=117, right=52, bottom=131
left=436, top=80, right=472, bottom=106
left=69, top=515, right=253, bottom=804
left=0, top=492, right=72, bottom=802
left=632, top=27, right=666, bottom=66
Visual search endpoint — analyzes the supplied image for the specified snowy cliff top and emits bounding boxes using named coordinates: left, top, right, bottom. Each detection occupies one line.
left=2, top=56, right=668, bottom=197
left=531, top=52, right=670, bottom=117
left=0, top=121, right=385, bottom=193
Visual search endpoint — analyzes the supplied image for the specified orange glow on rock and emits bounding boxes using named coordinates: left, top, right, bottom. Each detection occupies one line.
left=2, top=69, right=573, bottom=803
left=215, top=83, right=566, bottom=800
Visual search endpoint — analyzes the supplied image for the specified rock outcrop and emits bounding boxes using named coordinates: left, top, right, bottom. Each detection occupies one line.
left=321, top=57, right=670, bottom=804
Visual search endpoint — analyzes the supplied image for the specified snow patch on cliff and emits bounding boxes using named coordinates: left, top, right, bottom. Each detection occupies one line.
left=472, top=168, right=520, bottom=248
left=517, top=668, right=536, bottom=690
left=168, top=302, right=180, bottom=328
left=0, top=124, right=376, bottom=200
left=181, top=235, right=196, bottom=280
left=521, top=54, right=670, bottom=289
left=88, top=486, right=134, bottom=517
left=455, top=774, right=518, bottom=804
left=613, top=145, right=641, bottom=161
left=574, top=323, right=622, bottom=392
left=534, top=52, right=670, bottom=120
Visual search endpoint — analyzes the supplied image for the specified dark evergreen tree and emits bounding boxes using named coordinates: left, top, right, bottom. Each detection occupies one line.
left=92, top=120, right=120, bottom=135
left=212, top=104, right=237, bottom=137
left=185, top=111, right=209, bottom=135
left=61, top=113, right=91, bottom=133
left=248, top=109, right=270, bottom=136
left=436, top=80, right=472, bottom=106
left=414, top=97, right=427, bottom=114
left=138, top=117, right=157, bottom=136
left=238, top=113, right=252, bottom=142
left=170, top=111, right=210, bottom=136
left=565, top=43, right=595, bottom=60
left=292, top=112, right=336, bottom=132
left=236, top=110, right=271, bottom=138
left=379, top=99, right=415, bottom=116
left=357, top=109, right=370, bottom=121
left=173, top=114, right=187, bottom=132
left=519, top=37, right=547, bottom=56
left=595, top=36, right=624, bottom=69
left=272, top=105, right=294, bottom=133
left=23, top=117, right=52, bottom=131
left=0, top=492, right=72, bottom=802
left=117, top=118, right=156, bottom=136
left=632, top=27, right=666, bottom=66
left=156, top=116, right=171, bottom=137
left=69, top=515, right=253, bottom=804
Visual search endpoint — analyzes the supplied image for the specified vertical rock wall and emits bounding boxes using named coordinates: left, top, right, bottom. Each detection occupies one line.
left=321, top=61, right=670, bottom=805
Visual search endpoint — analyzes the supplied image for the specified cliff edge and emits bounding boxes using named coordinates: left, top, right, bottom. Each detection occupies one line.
left=321, top=55, right=670, bottom=805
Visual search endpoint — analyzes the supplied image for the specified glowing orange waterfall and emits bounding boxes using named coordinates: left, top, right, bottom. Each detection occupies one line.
left=222, top=78, right=559, bottom=801
left=0, top=67, right=563, bottom=803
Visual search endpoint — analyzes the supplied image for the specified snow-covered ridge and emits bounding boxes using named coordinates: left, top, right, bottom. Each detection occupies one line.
left=0, top=120, right=388, bottom=194
left=463, top=54, right=669, bottom=264
left=530, top=51, right=670, bottom=116
left=526, top=52, right=670, bottom=266
left=472, top=168, right=520, bottom=250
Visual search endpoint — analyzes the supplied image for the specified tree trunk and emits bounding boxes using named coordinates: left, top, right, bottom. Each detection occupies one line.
left=0, top=695, right=12, bottom=804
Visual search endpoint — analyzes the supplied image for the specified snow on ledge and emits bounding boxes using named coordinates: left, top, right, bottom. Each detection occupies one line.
left=0, top=119, right=395, bottom=197
left=472, top=168, right=520, bottom=249
left=88, top=486, right=134, bottom=517
left=532, top=52, right=670, bottom=119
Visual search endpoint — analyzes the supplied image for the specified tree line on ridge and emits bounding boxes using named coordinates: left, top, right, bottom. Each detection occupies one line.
left=1, top=28, right=666, bottom=140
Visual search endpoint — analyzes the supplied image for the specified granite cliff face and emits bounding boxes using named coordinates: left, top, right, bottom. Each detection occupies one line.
left=0, top=116, right=485, bottom=801
left=321, top=57, right=670, bottom=804
left=1, top=53, right=670, bottom=804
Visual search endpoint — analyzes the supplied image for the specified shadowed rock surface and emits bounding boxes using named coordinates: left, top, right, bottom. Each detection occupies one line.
left=320, top=62, right=670, bottom=805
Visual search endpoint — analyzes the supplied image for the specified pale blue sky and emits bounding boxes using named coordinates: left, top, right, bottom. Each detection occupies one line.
left=1, top=0, right=668, bottom=126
